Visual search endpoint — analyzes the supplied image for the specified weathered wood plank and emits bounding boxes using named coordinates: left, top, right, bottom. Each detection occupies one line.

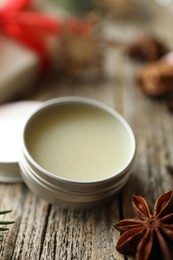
left=1, top=1, right=173, bottom=260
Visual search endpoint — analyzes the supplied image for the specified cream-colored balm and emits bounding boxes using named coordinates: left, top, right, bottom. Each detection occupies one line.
left=26, top=104, right=132, bottom=181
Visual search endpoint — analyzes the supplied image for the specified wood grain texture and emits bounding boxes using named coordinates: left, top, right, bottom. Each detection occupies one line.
left=1, top=1, right=173, bottom=259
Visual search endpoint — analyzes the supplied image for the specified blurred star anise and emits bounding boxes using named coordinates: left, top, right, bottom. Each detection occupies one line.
left=114, top=191, right=173, bottom=260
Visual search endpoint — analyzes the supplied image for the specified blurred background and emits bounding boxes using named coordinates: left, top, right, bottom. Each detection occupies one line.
left=0, top=0, right=173, bottom=104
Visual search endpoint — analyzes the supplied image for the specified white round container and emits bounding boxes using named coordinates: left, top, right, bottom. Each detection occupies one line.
left=20, top=97, right=136, bottom=208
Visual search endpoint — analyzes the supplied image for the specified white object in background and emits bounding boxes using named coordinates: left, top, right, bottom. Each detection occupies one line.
left=0, top=0, right=67, bottom=103
left=0, top=36, right=39, bottom=103
left=20, top=97, right=136, bottom=208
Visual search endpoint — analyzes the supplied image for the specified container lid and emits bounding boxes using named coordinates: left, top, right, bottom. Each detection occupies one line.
left=0, top=101, right=42, bottom=182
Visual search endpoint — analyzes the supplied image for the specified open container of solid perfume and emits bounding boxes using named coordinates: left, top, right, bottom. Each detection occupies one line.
left=0, top=97, right=136, bottom=207
left=0, top=97, right=136, bottom=208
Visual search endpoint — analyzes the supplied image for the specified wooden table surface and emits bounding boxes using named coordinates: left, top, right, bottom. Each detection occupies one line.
left=1, top=1, right=173, bottom=259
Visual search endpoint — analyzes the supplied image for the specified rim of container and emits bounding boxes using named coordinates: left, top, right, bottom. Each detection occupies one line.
left=20, top=154, right=132, bottom=194
left=21, top=96, right=136, bottom=185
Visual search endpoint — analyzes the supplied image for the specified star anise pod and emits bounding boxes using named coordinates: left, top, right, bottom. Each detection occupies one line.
left=137, top=61, right=173, bottom=96
left=126, top=35, right=168, bottom=61
left=114, top=191, right=173, bottom=260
